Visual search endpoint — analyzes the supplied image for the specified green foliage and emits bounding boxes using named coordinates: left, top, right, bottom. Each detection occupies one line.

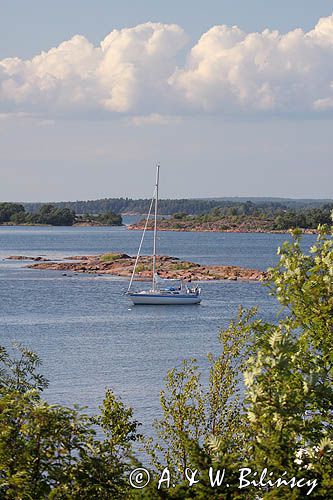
left=135, top=263, right=150, bottom=273
left=273, top=204, right=333, bottom=230
left=144, top=224, right=333, bottom=498
left=30, top=205, right=76, bottom=226
left=242, top=225, right=333, bottom=496
left=100, top=253, right=122, bottom=263
left=0, top=203, right=122, bottom=226
left=92, top=389, right=141, bottom=455
left=173, top=212, right=189, bottom=220
left=0, top=343, right=48, bottom=393
left=3, top=199, right=332, bottom=228
left=0, top=344, right=140, bottom=499
left=207, top=308, right=257, bottom=442
left=162, top=204, right=333, bottom=231
left=53, top=390, right=140, bottom=500
left=150, top=359, right=206, bottom=477
left=146, top=309, right=257, bottom=482
left=24, top=198, right=333, bottom=217
left=9, top=212, right=28, bottom=225
left=0, top=203, right=25, bottom=223
left=94, top=212, right=123, bottom=226
left=0, top=203, right=76, bottom=226
left=171, top=261, right=192, bottom=270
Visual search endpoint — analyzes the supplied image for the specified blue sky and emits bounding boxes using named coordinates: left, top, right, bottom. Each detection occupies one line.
left=2, top=0, right=332, bottom=58
left=1, top=1, right=333, bottom=200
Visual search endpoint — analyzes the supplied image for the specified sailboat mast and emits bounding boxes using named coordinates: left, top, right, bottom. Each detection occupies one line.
left=152, top=164, right=160, bottom=291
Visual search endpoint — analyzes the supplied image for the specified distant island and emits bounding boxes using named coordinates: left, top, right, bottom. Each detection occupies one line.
left=1, top=199, right=332, bottom=231
left=23, top=196, right=333, bottom=216
left=0, top=203, right=122, bottom=227
left=129, top=204, right=333, bottom=233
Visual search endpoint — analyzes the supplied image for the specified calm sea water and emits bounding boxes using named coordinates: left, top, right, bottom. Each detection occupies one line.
left=0, top=225, right=316, bottom=434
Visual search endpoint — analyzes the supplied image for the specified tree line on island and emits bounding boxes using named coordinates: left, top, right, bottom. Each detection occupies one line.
left=24, top=196, right=332, bottom=217
left=0, top=224, right=332, bottom=498
left=160, top=203, right=333, bottom=231
left=1, top=199, right=332, bottom=230
left=0, top=203, right=122, bottom=226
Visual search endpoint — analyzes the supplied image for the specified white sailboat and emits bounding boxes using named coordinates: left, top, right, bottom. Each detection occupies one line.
left=127, top=165, right=201, bottom=305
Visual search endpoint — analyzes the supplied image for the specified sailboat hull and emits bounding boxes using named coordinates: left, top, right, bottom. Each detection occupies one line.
left=128, top=293, right=201, bottom=305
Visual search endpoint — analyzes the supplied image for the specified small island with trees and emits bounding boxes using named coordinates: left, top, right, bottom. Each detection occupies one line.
left=129, top=203, right=333, bottom=233
left=0, top=203, right=122, bottom=227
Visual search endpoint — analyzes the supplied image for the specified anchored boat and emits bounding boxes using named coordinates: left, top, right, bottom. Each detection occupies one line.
left=127, top=165, right=201, bottom=305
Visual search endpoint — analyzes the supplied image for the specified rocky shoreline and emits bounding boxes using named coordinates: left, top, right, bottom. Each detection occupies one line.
left=6, top=253, right=266, bottom=281
left=6, top=255, right=51, bottom=261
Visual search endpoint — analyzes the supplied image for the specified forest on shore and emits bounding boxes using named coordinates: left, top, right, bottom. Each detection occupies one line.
left=1, top=199, right=332, bottom=230
left=24, top=196, right=332, bottom=216
left=130, top=203, right=333, bottom=232
left=0, top=203, right=122, bottom=226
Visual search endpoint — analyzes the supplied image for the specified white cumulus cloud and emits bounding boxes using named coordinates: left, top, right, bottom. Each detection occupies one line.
left=0, top=23, right=188, bottom=116
left=171, top=14, right=333, bottom=113
left=1, top=15, right=333, bottom=117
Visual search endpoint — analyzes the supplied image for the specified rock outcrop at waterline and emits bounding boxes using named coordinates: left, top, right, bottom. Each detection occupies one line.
left=6, top=255, right=51, bottom=261
left=15, top=253, right=266, bottom=281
